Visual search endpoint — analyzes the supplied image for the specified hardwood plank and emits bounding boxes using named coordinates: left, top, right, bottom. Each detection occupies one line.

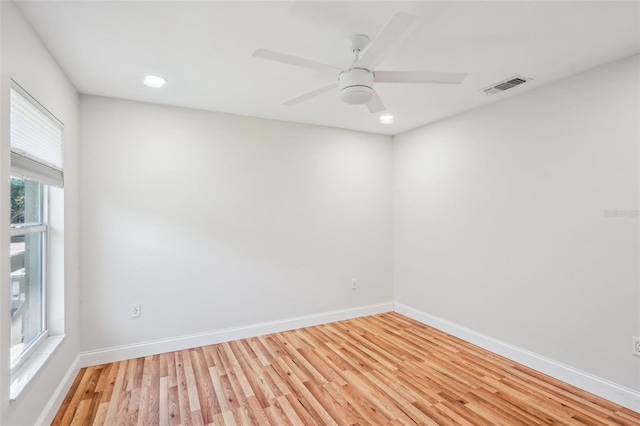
left=102, top=360, right=128, bottom=425
left=53, top=312, right=640, bottom=425
left=248, top=337, right=274, bottom=366
left=257, top=335, right=286, bottom=360
left=303, top=381, right=348, bottom=425
left=340, top=369, right=405, bottom=423
left=283, top=392, right=321, bottom=425
left=174, top=351, right=193, bottom=426
left=165, top=351, right=177, bottom=388
left=57, top=366, right=95, bottom=425
left=167, top=385, right=180, bottom=426
left=363, top=369, right=439, bottom=425
left=98, top=362, right=120, bottom=405
left=91, top=402, right=108, bottom=426
left=189, top=408, right=204, bottom=426
left=227, top=341, right=259, bottom=398
left=273, top=357, right=338, bottom=425
left=113, top=389, right=131, bottom=426
left=138, top=355, right=160, bottom=425
left=243, top=395, right=272, bottom=426
left=234, top=358, right=270, bottom=409
left=326, top=381, right=389, bottom=425
left=209, top=366, right=233, bottom=414
left=181, top=349, right=201, bottom=414
left=52, top=365, right=87, bottom=425
left=220, top=409, right=237, bottom=426
left=189, top=347, right=219, bottom=422
left=158, top=376, right=169, bottom=426
left=273, top=394, right=304, bottom=425
left=126, top=387, right=141, bottom=425
left=85, top=393, right=103, bottom=426
left=467, top=387, right=546, bottom=425
left=218, top=371, right=242, bottom=413
left=93, top=365, right=109, bottom=394
left=319, top=382, right=370, bottom=426
left=124, top=358, right=136, bottom=392
left=69, top=398, right=92, bottom=426
left=262, top=364, right=291, bottom=397
left=263, top=404, right=285, bottom=425
left=225, top=363, right=257, bottom=425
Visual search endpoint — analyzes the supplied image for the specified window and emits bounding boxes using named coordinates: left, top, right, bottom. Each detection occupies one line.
left=8, top=81, right=63, bottom=375
left=10, top=178, right=47, bottom=371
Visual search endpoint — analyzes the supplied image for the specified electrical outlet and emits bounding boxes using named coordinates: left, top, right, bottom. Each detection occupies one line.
left=351, top=279, right=358, bottom=290
left=633, top=337, right=640, bottom=356
left=130, top=303, right=141, bottom=318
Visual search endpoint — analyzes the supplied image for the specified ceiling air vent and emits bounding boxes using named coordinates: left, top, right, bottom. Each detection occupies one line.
left=482, top=75, right=532, bottom=95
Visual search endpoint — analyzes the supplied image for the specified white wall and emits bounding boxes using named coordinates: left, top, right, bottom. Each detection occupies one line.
left=79, top=96, right=393, bottom=351
left=394, top=55, right=640, bottom=390
left=0, top=2, right=80, bottom=425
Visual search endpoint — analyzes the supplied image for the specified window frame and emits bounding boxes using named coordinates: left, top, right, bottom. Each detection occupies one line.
left=7, top=80, right=62, bottom=381
left=9, top=179, right=49, bottom=375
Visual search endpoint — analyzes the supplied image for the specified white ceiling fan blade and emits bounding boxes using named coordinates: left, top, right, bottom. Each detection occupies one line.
left=366, top=91, right=386, bottom=113
left=253, top=48, right=342, bottom=74
left=355, top=11, right=421, bottom=70
left=282, top=82, right=338, bottom=106
left=374, top=70, right=468, bottom=84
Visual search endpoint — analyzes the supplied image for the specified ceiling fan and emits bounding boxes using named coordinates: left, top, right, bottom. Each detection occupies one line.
left=253, top=11, right=468, bottom=114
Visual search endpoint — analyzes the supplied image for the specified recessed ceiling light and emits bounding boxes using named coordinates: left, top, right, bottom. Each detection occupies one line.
left=143, top=75, right=167, bottom=88
left=379, top=114, right=394, bottom=124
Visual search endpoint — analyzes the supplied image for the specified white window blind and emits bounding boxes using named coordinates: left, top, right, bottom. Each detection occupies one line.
left=10, top=82, right=64, bottom=187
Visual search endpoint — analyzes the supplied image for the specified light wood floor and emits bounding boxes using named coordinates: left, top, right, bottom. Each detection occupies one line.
left=53, top=312, right=640, bottom=425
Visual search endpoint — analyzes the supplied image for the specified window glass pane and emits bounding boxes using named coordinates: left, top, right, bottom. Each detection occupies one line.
left=10, top=177, right=42, bottom=225
left=10, top=232, right=45, bottom=364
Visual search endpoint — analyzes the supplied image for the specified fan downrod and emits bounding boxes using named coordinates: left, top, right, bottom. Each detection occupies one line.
left=346, top=34, right=369, bottom=52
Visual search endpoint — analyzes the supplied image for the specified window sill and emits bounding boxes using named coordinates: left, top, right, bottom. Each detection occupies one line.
left=10, top=335, right=65, bottom=402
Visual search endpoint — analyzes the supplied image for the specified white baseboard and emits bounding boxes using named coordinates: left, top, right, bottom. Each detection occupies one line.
left=35, top=353, right=81, bottom=426
left=394, top=302, right=640, bottom=413
left=79, top=302, right=394, bottom=368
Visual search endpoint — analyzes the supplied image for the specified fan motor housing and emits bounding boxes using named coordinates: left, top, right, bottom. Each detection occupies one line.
left=339, top=68, right=374, bottom=105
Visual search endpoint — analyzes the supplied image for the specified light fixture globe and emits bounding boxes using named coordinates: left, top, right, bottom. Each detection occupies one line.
left=340, top=86, right=373, bottom=105
left=339, top=68, right=374, bottom=105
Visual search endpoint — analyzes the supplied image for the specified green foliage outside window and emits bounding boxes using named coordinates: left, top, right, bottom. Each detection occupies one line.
left=10, top=177, right=25, bottom=224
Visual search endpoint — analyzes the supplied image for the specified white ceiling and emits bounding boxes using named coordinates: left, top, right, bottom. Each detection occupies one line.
left=15, top=1, right=640, bottom=136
